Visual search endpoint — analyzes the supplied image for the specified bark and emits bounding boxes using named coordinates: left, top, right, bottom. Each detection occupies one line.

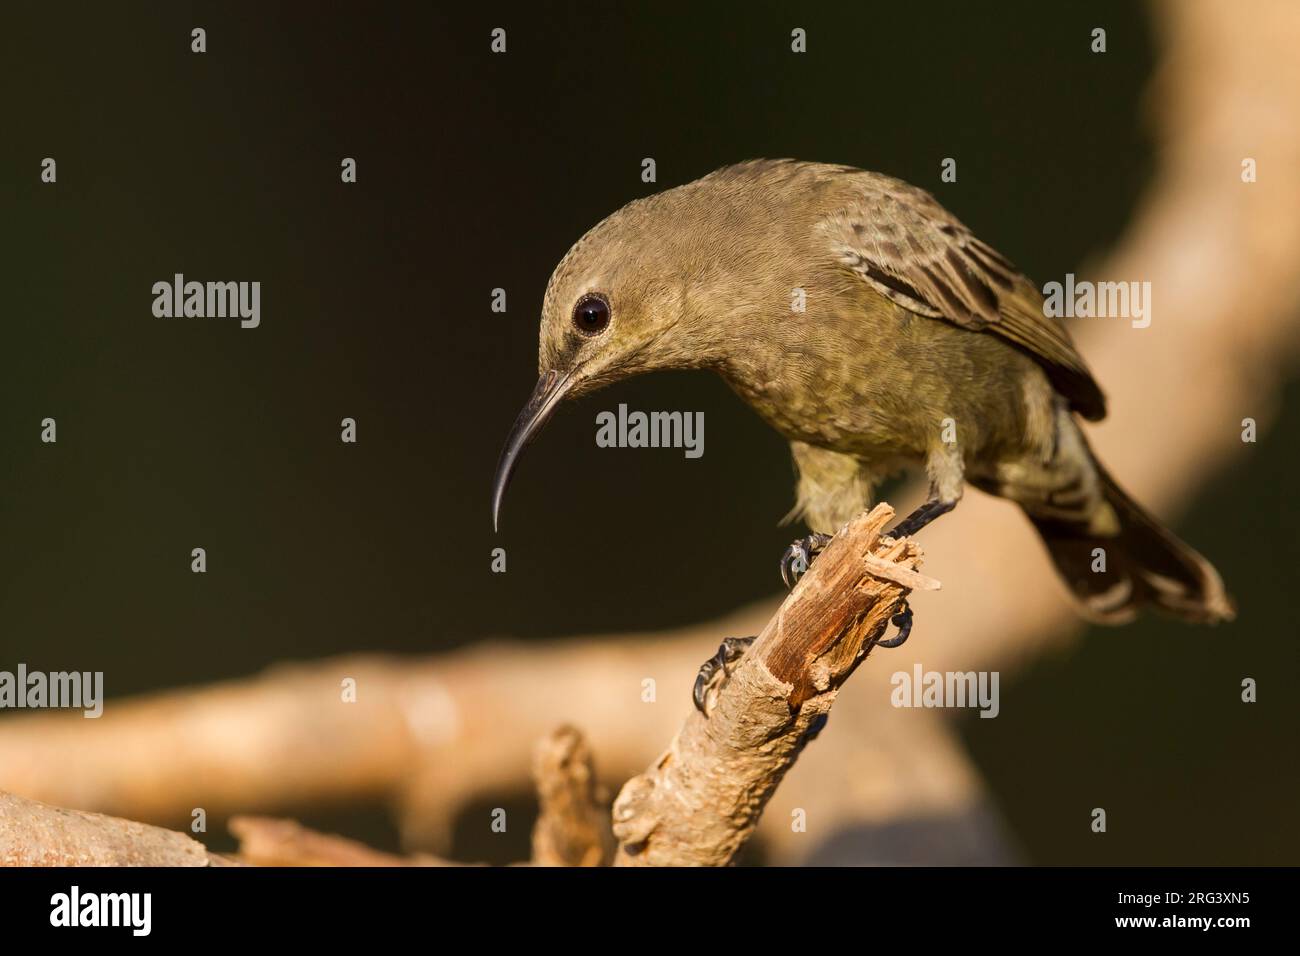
left=0, top=790, right=232, bottom=867
left=613, top=506, right=937, bottom=865
left=530, top=725, right=614, bottom=866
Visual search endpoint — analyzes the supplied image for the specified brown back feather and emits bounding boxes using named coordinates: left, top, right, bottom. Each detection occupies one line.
left=817, top=172, right=1107, bottom=420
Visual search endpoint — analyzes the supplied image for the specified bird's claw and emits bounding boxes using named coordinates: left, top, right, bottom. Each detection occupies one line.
left=779, top=543, right=808, bottom=589
left=692, top=635, right=757, bottom=716
left=874, top=599, right=913, bottom=649
left=779, top=533, right=832, bottom=589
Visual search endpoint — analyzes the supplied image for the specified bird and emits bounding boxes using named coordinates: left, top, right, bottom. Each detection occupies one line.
left=491, top=159, right=1235, bottom=707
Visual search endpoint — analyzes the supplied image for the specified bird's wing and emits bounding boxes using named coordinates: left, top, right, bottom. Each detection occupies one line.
left=819, top=178, right=1106, bottom=420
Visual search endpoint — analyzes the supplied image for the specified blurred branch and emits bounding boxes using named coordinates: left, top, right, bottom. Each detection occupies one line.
left=613, top=505, right=935, bottom=866
left=229, top=816, right=451, bottom=867
left=531, top=725, right=613, bottom=867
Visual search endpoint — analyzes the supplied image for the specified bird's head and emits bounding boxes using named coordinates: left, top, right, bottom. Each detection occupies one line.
left=490, top=193, right=735, bottom=530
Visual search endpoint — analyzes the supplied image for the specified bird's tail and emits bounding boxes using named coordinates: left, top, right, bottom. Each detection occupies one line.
left=1026, top=462, right=1236, bottom=625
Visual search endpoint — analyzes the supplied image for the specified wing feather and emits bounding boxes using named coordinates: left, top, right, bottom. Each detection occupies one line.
left=820, top=178, right=1106, bottom=420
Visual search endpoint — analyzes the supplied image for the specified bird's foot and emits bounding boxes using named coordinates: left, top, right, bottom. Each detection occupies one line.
left=874, top=599, right=913, bottom=649
left=886, top=499, right=956, bottom=540
left=780, top=533, right=834, bottom=589
left=692, top=635, right=757, bottom=716
left=804, top=713, right=830, bottom=742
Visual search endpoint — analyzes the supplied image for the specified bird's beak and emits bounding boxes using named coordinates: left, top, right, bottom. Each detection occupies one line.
left=491, top=368, right=574, bottom=531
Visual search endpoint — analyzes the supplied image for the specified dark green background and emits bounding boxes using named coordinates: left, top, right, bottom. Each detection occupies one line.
left=3, top=1, right=1294, bottom=864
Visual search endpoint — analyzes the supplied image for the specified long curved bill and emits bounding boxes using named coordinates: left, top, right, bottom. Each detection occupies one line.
left=491, top=369, right=574, bottom=531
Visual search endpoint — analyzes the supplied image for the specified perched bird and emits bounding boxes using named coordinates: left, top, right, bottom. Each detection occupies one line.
left=492, top=160, right=1235, bottom=701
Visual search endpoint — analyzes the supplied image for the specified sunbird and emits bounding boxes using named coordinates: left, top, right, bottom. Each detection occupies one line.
left=491, top=160, right=1234, bottom=707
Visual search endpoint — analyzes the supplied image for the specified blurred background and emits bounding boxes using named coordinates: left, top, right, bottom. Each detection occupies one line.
left=2, top=1, right=1296, bottom=865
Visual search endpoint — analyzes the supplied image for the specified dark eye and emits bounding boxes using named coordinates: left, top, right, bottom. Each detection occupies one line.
left=572, top=292, right=611, bottom=337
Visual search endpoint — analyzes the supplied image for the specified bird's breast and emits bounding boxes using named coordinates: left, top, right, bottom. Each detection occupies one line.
left=718, top=352, right=928, bottom=461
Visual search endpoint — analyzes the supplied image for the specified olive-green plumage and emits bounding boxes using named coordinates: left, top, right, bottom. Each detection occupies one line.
left=501, top=159, right=1233, bottom=625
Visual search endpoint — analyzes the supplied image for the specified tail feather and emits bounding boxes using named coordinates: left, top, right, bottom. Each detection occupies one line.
left=1028, top=466, right=1235, bottom=625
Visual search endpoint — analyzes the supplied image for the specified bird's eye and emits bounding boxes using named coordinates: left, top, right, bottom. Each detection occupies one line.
left=572, top=292, right=611, bottom=337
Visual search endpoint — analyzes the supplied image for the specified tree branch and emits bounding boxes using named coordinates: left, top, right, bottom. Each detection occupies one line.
left=612, top=504, right=937, bottom=866
left=0, top=790, right=232, bottom=867
left=229, top=816, right=451, bottom=867
left=530, top=725, right=613, bottom=866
